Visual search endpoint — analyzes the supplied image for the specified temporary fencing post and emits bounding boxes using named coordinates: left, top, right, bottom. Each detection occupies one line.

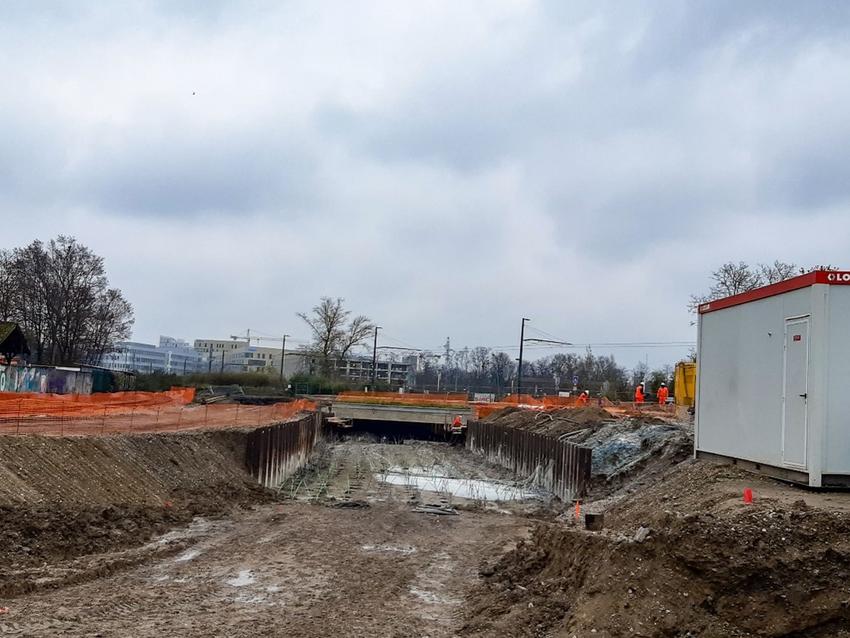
left=177, top=406, right=183, bottom=430
left=129, top=407, right=135, bottom=433
left=16, top=399, right=22, bottom=435
left=101, top=406, right=107, bottom=435
left=155, top=407, right=160, bottom=428
left=60, top=402, right=64, bottom=436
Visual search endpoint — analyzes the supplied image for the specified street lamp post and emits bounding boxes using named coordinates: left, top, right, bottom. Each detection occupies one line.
left=371, top=326, right=382, bottom=389
left=280, top=334, right=289, bottom=382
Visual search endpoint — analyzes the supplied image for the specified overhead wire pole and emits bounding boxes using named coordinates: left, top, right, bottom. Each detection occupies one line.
left=517, top=317, right=530, bottom=398
left=280, top=334, right=289, bottom=382
left=371, top=326, right=382, bottom=390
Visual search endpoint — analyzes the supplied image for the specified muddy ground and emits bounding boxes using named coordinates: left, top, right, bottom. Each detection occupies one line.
left=0, top=502, right=532, bottom=637
left=282, top=438, right=556, bottom=510
left=4, top=417, right=850, bottom=637
left=462, top=459, right=850, bottom=638
left=0, top=438, right=541, bottom=637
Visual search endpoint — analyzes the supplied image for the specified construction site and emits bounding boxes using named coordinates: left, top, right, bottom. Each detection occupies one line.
left=3, top=278, right=850, bottom=638
left=4, top=1, right=850, bottom=634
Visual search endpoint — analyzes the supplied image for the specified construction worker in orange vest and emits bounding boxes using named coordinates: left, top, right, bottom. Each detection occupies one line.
left=449, top=415, right=464, bottom=446
left=634, top=383, right=645, bottom=404
left=657, top=382, right=669, bottom=405
left=577, top=390, right=589, bottom=406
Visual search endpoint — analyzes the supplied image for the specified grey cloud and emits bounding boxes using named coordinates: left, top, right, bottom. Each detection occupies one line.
left=73, top=133, right=319, bottom=217
left=1, top=1, right=849, bottom=362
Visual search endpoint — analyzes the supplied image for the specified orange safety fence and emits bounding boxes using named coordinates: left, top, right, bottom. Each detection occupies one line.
left=335, top=391, right=470, bottom=409
left=338, top=391, right=469, bottom=402
left=332, top=391, right=680, bottom=422
left=0, top=392, right=317, bottom=436
left=0, top=387, right=196, bottom=418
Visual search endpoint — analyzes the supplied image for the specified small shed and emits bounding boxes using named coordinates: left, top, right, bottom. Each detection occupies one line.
left=696, top=270, right=850, bottom=487
left=0, top=322, right=30, bottom=364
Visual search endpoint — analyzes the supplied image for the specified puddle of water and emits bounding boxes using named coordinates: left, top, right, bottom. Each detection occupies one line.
left=376, top=466, right=540, bottom=501
left=155, top=517, right=215, bottom=546
left=361, top=544, right=417, bottom=555
left=409, top=587, right=460, bottom=605
left=226, top=570, right=256, bottom=587
left=174, top=549, right=202, bottom=563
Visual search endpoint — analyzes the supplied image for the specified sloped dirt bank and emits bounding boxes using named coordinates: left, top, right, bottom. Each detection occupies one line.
left=481, top=406, right=693, bottom=499
left=0, top=430, right=273, bottom=595
left=461, top=461, right=850, bottom=637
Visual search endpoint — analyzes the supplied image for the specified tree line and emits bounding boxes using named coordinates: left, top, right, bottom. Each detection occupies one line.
left=296, top=260, right=847, bottom=396
left=296, top=297, right=671, bottom=397
left=0, top=236, right=134, bottom=366
left=406, top=347, right=650, bottom=398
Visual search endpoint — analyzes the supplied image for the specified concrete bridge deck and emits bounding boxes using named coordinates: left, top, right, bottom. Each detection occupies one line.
left=330, top=402, right=474, bottom=425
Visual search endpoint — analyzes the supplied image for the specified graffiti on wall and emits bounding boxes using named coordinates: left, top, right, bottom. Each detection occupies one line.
left=0, top=365, right=93, bottom=395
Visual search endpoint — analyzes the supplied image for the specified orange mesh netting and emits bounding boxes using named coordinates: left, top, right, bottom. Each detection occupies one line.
left=332, top=390, right=679, bottom=421
left=0, top=390, right=317, bottom=436
left=336, top=391, right=469, bottom=409
left=0, top=387, right=195, bottom=417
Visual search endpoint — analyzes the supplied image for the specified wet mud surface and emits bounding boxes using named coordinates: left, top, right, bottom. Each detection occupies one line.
left=2, top=501, right=532, bottom=637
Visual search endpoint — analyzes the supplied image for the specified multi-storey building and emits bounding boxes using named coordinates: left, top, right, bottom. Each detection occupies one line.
left=193, top=338, right=309, bottom=376
left=101, top=336, right=204, bottom=374
left=300, top=354, right=412, bottom=388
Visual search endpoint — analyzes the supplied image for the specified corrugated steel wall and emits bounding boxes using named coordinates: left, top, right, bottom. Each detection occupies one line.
left=245, top=412, right=323, bottom=488
left=466, top=420, right=591, bottom=501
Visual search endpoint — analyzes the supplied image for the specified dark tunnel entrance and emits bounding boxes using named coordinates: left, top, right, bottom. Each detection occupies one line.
left=339, top=419, right=460, bottom=444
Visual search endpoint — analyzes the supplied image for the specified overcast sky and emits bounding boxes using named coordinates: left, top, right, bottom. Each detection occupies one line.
left=2, top=1, right=849, bottom=368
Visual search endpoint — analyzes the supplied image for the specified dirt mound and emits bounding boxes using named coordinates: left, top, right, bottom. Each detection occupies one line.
left=462, top=461, right=850, bottom=637
left=482, top=406, right=693, bottom=497
left=0, top=430, right=275, bottom=592
left=483, top=406, right=615, bottom=437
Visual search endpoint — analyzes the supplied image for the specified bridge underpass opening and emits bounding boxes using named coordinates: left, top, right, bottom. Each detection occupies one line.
left=338, top=418, right=457, bottom=443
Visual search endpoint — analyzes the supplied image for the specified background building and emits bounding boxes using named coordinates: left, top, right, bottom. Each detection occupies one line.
left=193, top=338, right=310, bottom=377
left=102, top=336, right=204, bottom=374
left=301, top=354, right=412, bottom=388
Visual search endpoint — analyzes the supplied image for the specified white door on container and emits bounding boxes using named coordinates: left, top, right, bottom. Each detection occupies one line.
left=782, top=317, right=809, bottom=468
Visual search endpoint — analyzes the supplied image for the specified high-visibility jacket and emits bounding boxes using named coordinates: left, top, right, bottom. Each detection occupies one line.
left=634, top=386, right=645, bottom=404
left=657, top=387, right=669, bottom=404
left=577, top=392, right=589, bottom=406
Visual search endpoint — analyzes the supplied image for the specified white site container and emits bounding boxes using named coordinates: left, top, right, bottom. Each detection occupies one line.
left=696, top=270, right=850, bottom=487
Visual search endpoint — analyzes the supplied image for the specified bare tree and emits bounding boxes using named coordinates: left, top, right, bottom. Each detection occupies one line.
left=690, top=261, right=800, bottom=311
left=759, top=260, right=798, bottom=285
left=297, top=297, right=373, bottom=376
left=469, top=346, right=492, bottom=383
left=4, top=237, right=133, bottom=365
left=489, top=351, right=515, bottom=394
left=0, top=250, right=15, bottom=322
left=338, top=314, right=375, bottom=360
left=297, top=297, right=347, bottom=375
